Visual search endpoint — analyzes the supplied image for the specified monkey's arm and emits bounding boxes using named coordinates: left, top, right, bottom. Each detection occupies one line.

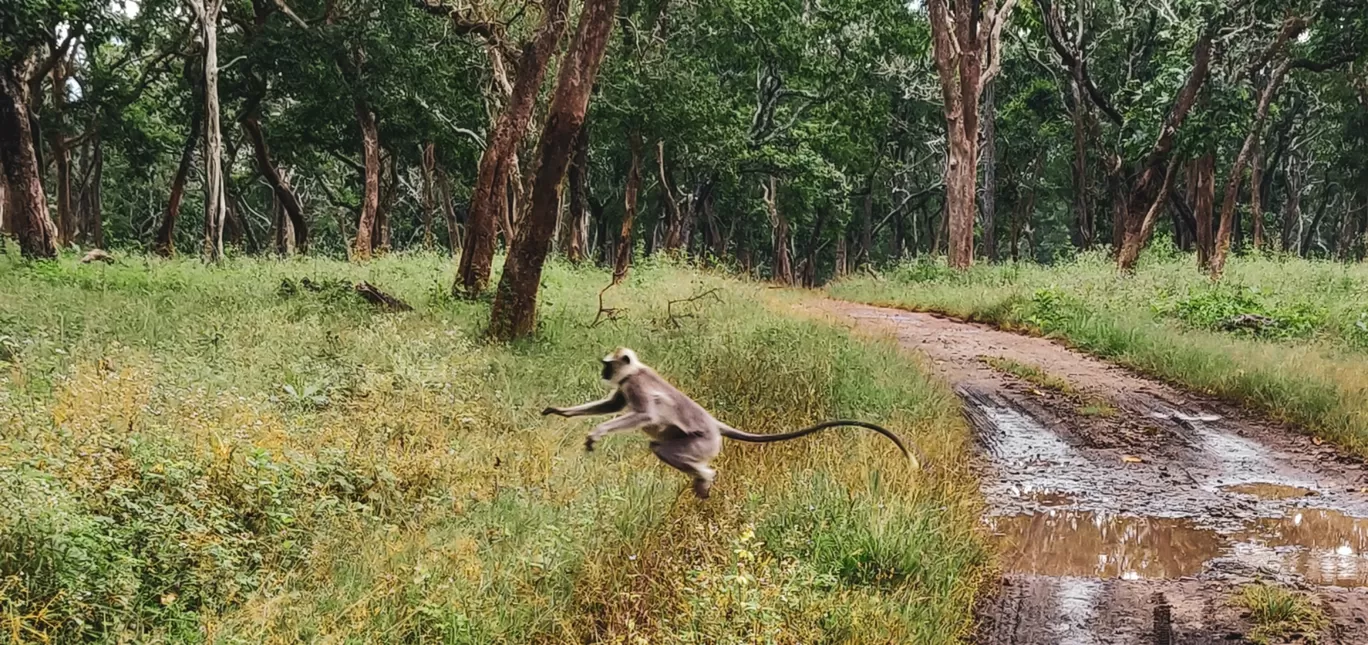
left=543, top=391, right=627, bottom=418
left=584, top=412, right=652, bottom=451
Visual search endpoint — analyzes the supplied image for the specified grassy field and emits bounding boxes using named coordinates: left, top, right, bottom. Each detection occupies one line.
left=0, top=248, right=986, bottom=644
left=829, top=249, right=1368, bottom=455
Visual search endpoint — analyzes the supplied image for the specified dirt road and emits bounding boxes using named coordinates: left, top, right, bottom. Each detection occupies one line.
left=813, top=299, right=1368, bottom=644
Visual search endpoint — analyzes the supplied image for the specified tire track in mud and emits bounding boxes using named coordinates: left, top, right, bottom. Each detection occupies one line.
left=813, top=299, right=1368, bottom=644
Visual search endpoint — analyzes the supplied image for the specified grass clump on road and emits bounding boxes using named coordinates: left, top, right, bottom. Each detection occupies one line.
left=1234, top=583, right=1328, bottom=644
left=0, top=250, right=986, bottom=644
left=829, top=251, right=1368, bottom=457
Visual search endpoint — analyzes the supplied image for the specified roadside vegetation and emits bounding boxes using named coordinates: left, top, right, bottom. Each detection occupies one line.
left=829, top=248, right=1368, bottom=456
left=0, top=250, right=986, bottom=644
left=1234, top=584, right=1328, bottom=644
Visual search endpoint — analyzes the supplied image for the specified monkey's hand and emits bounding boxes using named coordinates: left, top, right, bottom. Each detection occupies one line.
left=584, top=434, right=600, bottom=452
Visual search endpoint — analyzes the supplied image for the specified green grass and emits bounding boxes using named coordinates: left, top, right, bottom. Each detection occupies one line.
left=829, top=250, right=1368, bottom=456
left=1234, top=584, right=1328, bottom=644
left=0, top=248, right=986, bottom=644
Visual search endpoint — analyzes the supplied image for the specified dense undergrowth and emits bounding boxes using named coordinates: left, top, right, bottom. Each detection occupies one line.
left=0, top=248, right=985, bottom=644
left=829, top=247, right=1368, bottom=456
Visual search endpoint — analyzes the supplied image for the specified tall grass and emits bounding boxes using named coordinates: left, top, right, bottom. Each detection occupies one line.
left=829, top=250, right=1368, bottom=455
left=0, top=248, right=986, bottom=644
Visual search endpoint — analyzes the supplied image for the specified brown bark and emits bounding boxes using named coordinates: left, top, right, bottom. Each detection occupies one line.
left=1115, top=32, right=1213, bottom=270
left=565, top=127, right=589, bottom=263
left=196, top=0, right=227, bottom=262
left=373, top=152, right=396, bottom=253
left=613, top=132, right=641, bottom=283
left=658, top=140, right=684, bottom=252
left=351, top=101, right=380, bottom=260
left=1071, top=76, right=1092, bottom=248
left=47, top=56, right=76, bottom=247
left=927, top=0, right=1017, bottom=269
left=489, top=0, right=619, bottom=339
left=1210, top=59, right=1292, bottom=277
left=1280, top=167, right=1303, bottom=253
left=455, top=0, right=572, bottom=296
left=859, top=189, right=872, bottom=267
left=1193, top=153, right=1216, bottom=267
left=762, top=176, right=793, bottom=284
left=982, top=79, right=998, bottom=262
left=438, top=166, right=462, bottom=254
left=272, top=191, right=293, bottom=256
left=0, top=65, right=57, bottom=258
left=243, top=115, right=308, bottom=252
left=80, top=137, right=104, bottom=249
left=155, top=106, right=201, bottom=257
left=421, top=142, right=436, bottom=248
left=835, top=232, right=847, bottom=276
left=1013, top=152, right=1045, bottom=262
left=1250, top=143, right=1265, bottom=251
left=801, top=205, right=828, bottom=287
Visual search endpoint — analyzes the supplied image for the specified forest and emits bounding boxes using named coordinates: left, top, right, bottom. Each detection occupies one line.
left=3, top=0, right=1368, bottom=642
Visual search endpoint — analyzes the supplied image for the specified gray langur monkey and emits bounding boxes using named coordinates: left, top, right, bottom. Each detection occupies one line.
left=542, top=347, right=916, bottom=499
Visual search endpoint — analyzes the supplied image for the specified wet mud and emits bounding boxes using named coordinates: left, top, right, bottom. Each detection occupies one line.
left=812, top=300, right=1368, bottom=643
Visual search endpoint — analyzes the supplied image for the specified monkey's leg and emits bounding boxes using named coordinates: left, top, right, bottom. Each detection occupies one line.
left=584, top=412, right=652, bottom=451
left=543, top=391, right=626, bottom=417
left=650, top=441, right=716, bottom=499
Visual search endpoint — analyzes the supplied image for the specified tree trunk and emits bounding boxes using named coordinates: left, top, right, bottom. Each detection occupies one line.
left=613, top=132, right=641, bottom=283
left=242, top=115, right=308, bottom=252
left=1280, top=168, right=1303, bottom=253
left=1194, top=153, right=1215, bottom=268
left=835, top=231, right=847, bottom=276
left=1115, top=32, right=1213, bottom=271
left=801, top=205, right=828, bottom=287
left=0, top=65, right=57, bottom=258
left=421, top=142, right=436, bottom=248
left=51, top=133, right=74, bottom=248
left=438, top=166, right=462, bottom=254
left=351, top=101, right=380, bottom=260
left=1070, top=72, right=1093, bottom=249
left=272, top=191, right=293, bottom=256
left=80, top=137, right=104, bottom=249
left=927, top=0, right=1014, bottom=269
left=982, top=79, right=998, bottom=262
left=198, top=0, right=227, bottom=262
left=490, top=0, right=619, bottom=339
left=1210, top=60, right=1291, bottom=278
left=1250, top=143, right=1265, bottom=251
left=456, top=0, right=572, bottom=296
left=155, top=103, right=201, bottom=257
left=1302, top=183, right=1333, bottom=258
left=658, top=140, right=684, bottom=252
left=859, top=188, right=873, bottom=267
left=762, top=176, right=793, bottom=284
left=565, top=127, right=589, bottom=263
left=373, top=152, right=396, bottom=253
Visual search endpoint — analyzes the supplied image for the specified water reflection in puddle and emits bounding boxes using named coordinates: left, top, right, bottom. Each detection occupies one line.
left=1236, top=509, right=1368, bottom=587
left=987, top=511, right=1224, bottom=579
left=1221, top=482, right=1315, bottom=500
left=991, top=508, right=1368, bottom=587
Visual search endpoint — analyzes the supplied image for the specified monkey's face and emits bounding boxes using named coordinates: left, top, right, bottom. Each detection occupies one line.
left=601, top=348, right=638, bottom=382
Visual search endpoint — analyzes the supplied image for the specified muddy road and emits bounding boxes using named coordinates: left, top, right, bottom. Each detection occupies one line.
left=814, top=300, right=1368, bottom=644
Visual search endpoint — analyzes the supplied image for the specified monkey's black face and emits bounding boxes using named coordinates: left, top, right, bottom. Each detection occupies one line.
left=601, top=360, right=614, bottom=381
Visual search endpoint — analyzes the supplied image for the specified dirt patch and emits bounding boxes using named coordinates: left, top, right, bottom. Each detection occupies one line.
left=809, top=299, right=1368, bottom=643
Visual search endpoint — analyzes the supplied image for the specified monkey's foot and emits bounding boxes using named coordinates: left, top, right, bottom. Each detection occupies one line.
left=692, top=478, right=712, bottom=499
left=584, top=436, right=597, bottom=452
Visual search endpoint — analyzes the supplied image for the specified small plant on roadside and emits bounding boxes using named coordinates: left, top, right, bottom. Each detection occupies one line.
left=1234, top=583, right=1328, bottom=644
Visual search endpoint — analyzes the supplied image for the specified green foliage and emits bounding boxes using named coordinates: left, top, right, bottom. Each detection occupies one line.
left=1234, top=584, right=1329, bottom=644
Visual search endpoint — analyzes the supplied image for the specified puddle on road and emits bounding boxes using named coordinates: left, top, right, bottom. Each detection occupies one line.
left=1235, top=509, right=1368, bottom=587
left=1222, top=482, right=1315, bottom=500
left=987, top=511, right=1224, bottom=579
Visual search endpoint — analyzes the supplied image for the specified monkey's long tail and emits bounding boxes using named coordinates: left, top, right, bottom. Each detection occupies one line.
left=719, top=420, right=922, bottom=469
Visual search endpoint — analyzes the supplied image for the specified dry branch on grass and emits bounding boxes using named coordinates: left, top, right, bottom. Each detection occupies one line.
left=591, top=281, right=625, bottom=328
left=659, top=288, right=723, bottom=328
left=354, top=281, right=413, bottom=311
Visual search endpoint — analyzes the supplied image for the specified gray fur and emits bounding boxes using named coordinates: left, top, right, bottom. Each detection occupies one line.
left=543, top=347, right=916, bottom=499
